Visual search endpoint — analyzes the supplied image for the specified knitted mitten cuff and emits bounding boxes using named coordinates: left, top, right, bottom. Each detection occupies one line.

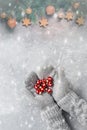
left=41, top=103, right=70, bottom=130
left=58, top=90, right=87, bottom=126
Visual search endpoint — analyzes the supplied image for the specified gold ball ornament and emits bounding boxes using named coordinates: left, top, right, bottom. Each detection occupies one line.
left=0, top=12, right=7, bottom=19
left=58, top=12, right=65, bottom=19
left=46, top=5, right=55, bottom=15
left=7, top=18, right=17, bottom=29
left=25, top=8, right=32, bottom=14
left=73, top=2, right=80, bottom=9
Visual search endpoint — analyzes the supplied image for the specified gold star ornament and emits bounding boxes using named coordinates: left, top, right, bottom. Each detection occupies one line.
left=39, top=18, right=48, bottom=27
left=22, top=18, right=31, bottom=27
left=65, top=11, right=73, bottom=21
left=76, top=17, right=84, bottom=26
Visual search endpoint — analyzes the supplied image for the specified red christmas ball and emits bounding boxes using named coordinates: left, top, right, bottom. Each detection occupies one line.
left=42, top=82, right=46, bottom=87
left=36, top=80, right=41, bottom=85
left=46, top=79, right=49, bottom=83
left=48, top=82, right=53, bottom=87
left=42, top=79, right=46, bottom=84
left=47, top=88, right=53, bottom=94
left=43, top=79, right=46, bottom=82
left=36, top=89, right=42, bottom=95
left=47, top=76, right=53, bottom=81
left=39, top=80, right=42, bottom=83
left=41, top=87, right=45, bottom=92
left=34, top=85, right=38, bottom=89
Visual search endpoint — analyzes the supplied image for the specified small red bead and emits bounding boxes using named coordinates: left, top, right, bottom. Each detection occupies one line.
left=42, top=79, right=46, bottom=82
left=42, top=83, right=46, bottom=87
left=36, top=80, right=41, bottom=85
left=47, top=76, right=53, bottom=81
left=42, top=86, right=46, bottom=91
left=45, top=87, right=48, bottom=92
left=41, top=87, right=45, bottom=92
left=36, top=89, right=42, bottom=95
left=46, top=79, right=49, bottom=83
left=39, top=86, right=42, bottom=89
left=39, top=80, right=42, bottom=83
left=48, top=82, right=53, bottom=87
left=41, top=80, right=46, bottom=85
left=47, top=88, right=53, bottom=94
left=34, top=85, right=38, bottom=89
left=36, top=89, right=39, bottom=94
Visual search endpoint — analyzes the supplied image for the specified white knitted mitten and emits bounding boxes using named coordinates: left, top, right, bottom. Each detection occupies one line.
left=53, top=67, right=87, bottom=126
left=25, top=65, right=70, bottom=130
left=53, top=67, right=71, bottom=102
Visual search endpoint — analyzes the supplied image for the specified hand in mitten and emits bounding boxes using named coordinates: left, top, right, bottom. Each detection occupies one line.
left=53, top=67, right=71, bottom=102
left=25, top=65, right=55, bottom=109
left=53, top=67, right=87, bottom=126
left=25, top=65, right=70, bottom=130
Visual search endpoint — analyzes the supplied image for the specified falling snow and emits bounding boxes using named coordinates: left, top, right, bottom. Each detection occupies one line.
left=0, top=3, right=87, bottom=129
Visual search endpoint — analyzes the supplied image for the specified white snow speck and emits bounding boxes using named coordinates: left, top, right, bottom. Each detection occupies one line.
left=78, top=71, right=81, bottom=77
left=9, top=3, right=11, bottom=6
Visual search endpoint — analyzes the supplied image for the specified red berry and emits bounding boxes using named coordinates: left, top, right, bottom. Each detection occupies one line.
left=47, top=88, right=53, bottom=94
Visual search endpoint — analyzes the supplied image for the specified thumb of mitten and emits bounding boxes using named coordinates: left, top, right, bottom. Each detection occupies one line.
left=53, top=67, right=70, bottom=102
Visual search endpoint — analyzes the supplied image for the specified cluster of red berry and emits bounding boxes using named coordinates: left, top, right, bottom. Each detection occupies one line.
left=34, top=76, right=53, bottom=95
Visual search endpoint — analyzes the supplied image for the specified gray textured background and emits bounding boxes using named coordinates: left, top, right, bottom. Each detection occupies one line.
left=0, top=1, right=87, bottom=130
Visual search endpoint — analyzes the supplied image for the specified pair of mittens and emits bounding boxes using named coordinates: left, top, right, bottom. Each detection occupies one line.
left=25, top=65, right=70, bottom=130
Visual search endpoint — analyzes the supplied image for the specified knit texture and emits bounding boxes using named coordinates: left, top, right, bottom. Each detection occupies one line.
left=58, top=90, right=87, bottom=126
left=25, top=71, right=39, bottom=92
left=41, top=104, right=70, bottom=130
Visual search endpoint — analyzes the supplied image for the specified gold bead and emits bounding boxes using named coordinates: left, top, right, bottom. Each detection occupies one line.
left=25, top=8, right=32, bottom=14
left=46, top=5, right=55, bottom=15
left=7, top=18, right=16, bottom=29
left=0, top=12, right=7, bottom=19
